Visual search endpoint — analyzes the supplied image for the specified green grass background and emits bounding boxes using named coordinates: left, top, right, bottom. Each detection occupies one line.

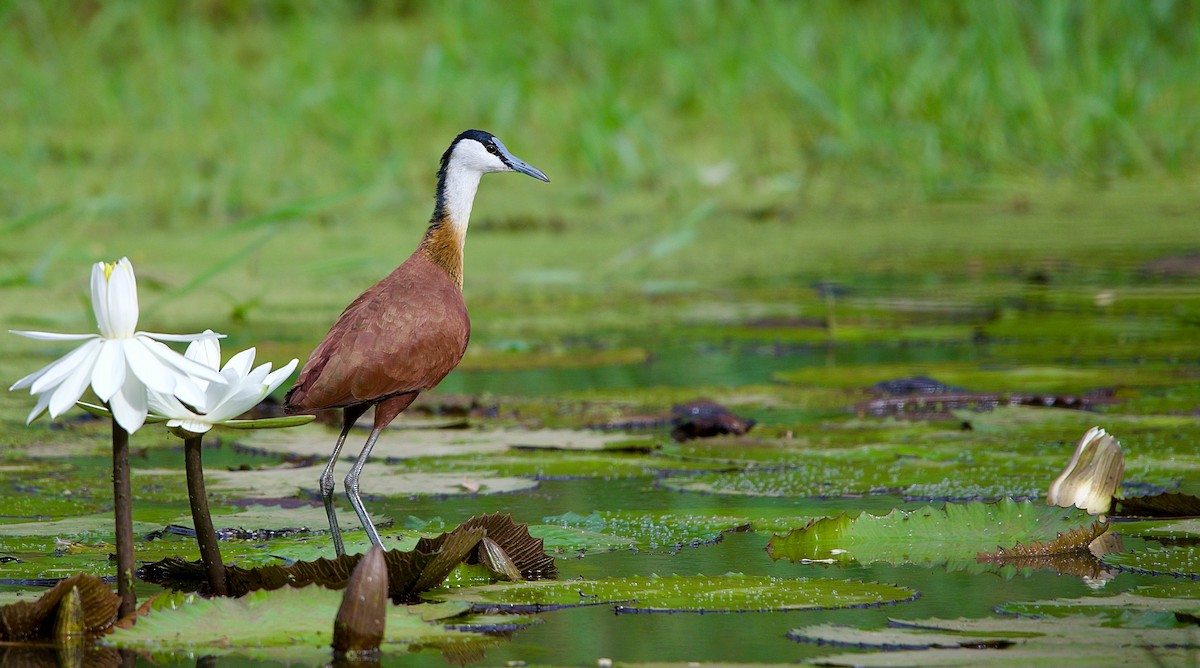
left=1, top=0, right=1198, bottom=369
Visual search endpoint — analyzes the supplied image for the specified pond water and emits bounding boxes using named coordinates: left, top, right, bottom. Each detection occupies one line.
left=3, top=254, right=1200, bottom=665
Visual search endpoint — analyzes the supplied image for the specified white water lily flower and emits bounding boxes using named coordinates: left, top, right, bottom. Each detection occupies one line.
left=9, top=258, right=226, bottom=433
left=147, top=333, right=299, bottom=437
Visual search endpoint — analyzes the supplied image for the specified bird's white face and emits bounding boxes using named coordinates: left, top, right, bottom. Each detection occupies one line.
left=449, top=138, right=510, bottom=175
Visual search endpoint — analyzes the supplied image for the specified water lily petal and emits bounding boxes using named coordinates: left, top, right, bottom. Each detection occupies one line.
left=205, top=386, right=269, bottom=422
left=125, top=338, right=186, bottom=394
left=25, top=391, right=52, bottom=424
left=9, top=331, right=99, bottom=342
left=146, top=385, right=193, bottom=420
left=263, top=359, right=300, bottom=393
left=139, top=336, right=227, bottom=385
left=105, top=258, right=139, bottom=338
left=140, top=331, right=226, bottom=343
left=184, top=332, right=222, bottom=370
left=172, top=376, right=210, bottom=413
left=48, top=350, right=97, bottom=418
left=222, top=348, right=257, bottom=380
left=243, top=361, right=272, bottom=388
left=14, top=340, right=96, bottom=392
left=109, top=373, right=149, bottom=433
left=167, top=418, right=213, bottom=436
left=31, top=341, right=103, bottom=398
left=91, top=261, right=112, bottom=338
left=90, top=340, right=128, bottom=402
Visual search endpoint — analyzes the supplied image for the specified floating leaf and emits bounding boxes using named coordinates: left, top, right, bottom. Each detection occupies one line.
left=140, top=513, right=555, bottom=599
left=427, top=574, right=917, bottom=613
left=1104, top=544, right=1200, bottom=578
left=795, top=615, right=1200, bottom=666
left=767, top=499, right=1106, bottom=569
left=542, top=511, right=751, bottom=551
left=998, top=584, right=1200, bottom=624
left=417, top=513, right=557, bottom=581
left=0, top=574, right=119, bottom=640
left=105, top=585, right=512, bottom=655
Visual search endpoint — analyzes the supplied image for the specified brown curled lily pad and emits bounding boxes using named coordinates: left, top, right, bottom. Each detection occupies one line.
left=0, top=574, right=120, bottom=640
left=139, top=513, right=556, bottom=600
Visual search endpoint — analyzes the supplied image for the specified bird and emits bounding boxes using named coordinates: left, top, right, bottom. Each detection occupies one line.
left=284, top=129, right=549, bottom=556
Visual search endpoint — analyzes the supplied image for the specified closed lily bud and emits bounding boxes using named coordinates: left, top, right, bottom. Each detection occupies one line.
left=478, top=537, right=523, bottom=581
left=332, top=545, right=388, bottom=654
left=1047, top=427, right=1125, bottom=515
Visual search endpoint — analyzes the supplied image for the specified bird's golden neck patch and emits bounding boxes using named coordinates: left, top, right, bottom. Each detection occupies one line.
left=420, top=218, right=465, bottom=286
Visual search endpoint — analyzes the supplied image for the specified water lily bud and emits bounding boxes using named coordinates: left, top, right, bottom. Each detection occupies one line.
left=1047, top=427, right=1125, bottom=515
left=478, top=537, right=522, bottom=581
left=332, top=545, right=388, bottom=654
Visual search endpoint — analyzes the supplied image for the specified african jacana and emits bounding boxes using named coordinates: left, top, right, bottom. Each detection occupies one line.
left=284, top=130, right=549, bottom=555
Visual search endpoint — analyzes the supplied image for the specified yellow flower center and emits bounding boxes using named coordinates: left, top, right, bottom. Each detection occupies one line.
left=103, top=261, right=116, bottom=280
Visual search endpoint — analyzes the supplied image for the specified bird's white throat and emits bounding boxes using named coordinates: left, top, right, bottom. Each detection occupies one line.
left=440, top=161, right=484, bottom=243
left=439, top=139, right=507, bottom=243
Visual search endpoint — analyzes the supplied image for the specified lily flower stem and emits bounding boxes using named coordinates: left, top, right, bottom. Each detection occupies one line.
left=183, top=435, right=227, bottom=597
left=111, top=419, right=136, bottom=617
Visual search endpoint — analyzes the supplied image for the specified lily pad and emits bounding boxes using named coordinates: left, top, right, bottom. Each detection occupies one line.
left=232, top=425, right=638, bottom=459
left=659, top=453, right=1053, bottom=500
left=140, top=513, right=555, bottom=598
left=541, top=511, right=751, bottom=551
left=767, top=499, right=1106, bottom=568
left=998, top=584, right=1200, bottom=625
left=389, top=449, right=727, bottom=480
left=152, top=464, right=538, bottom=499
left=0, top=573, right=119, bottom=640
left=1103, top=544, right=1200, bottom=578
left=427, top=574, right=917, bottom=613
left=795, top=615, right=1200, bottom=666
left=105, top=586, right=524, bottom=655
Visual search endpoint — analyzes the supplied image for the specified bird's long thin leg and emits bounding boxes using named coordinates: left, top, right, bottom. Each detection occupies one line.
left=344, top=393, right=418, bottom=550
left=345, top=426, right=386, bottom=548
left=322, top=404, right=369, bottom=556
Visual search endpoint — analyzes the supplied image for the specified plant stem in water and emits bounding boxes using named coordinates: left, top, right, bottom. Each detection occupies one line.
left=184, top=435, right=227, bottom=596
left=112, top=420, right=136, bottom=617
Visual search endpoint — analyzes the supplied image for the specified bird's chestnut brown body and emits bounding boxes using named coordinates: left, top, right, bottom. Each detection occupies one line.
left=283, top=228, right=469, bottom=414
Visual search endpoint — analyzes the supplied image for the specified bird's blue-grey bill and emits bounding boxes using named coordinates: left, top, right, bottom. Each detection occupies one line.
left=508, top=157, right=550, bottom=182
left=496, top=141, right=550, bottom=182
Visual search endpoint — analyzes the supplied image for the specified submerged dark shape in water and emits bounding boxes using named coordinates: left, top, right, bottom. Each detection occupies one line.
left=861, top=375, right=1118, bottom=420
left=670, top=400, right=756, bottom=442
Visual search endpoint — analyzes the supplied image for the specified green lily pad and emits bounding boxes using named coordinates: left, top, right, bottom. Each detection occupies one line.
left=151, top=464, right=538, bottom=498
left=998, top=585, right=1200, bottom=626
left=659, top=453, right=1053, bottom=500
left=105, top=586, right=526, bottom=654
left=232, top=425, right=637, bottom=459
left=388, top=449, right=728, bottom=480
left=767, top=499, right=1106, bottom=568
left=795, top=615, right=1200, bottom=666
left=427, top=574, right=917, bottom=613
left=1103, top=544, right=1200, bottom=578
left=541, top=511, right=751, bottom=551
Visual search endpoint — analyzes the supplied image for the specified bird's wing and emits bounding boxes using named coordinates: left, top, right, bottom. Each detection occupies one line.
left=285, top=257, right=470, bottom=411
